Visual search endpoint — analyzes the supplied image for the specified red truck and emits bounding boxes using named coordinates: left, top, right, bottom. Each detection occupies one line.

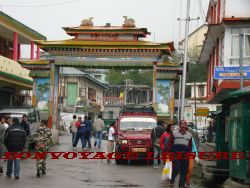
left=114, top=106, right=157, bottom=164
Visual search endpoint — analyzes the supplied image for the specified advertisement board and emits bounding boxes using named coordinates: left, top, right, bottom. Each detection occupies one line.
left=36, top=78, right=50, bottom=111
left=156, top=80, right=171, bottom=116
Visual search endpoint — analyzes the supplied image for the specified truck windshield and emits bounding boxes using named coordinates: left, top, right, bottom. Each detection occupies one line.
left=120, top=117, right=157, bottom=130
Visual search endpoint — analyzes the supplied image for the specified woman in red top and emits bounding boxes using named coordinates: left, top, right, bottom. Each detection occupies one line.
left=160, top=123, right=174, bottom=164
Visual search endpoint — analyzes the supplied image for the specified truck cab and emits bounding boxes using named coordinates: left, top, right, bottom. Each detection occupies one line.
left=115, top=106, right=157, bottom=164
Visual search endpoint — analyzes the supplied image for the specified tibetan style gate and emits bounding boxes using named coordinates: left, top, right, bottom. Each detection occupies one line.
left=20, top=17, right=182, bottom=129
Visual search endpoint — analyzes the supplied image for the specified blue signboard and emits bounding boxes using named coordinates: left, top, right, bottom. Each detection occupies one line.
left=214, top=66, right=250, bottom=79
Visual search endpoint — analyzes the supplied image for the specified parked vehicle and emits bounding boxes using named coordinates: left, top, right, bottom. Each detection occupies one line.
left=115, top=105, right=157, bottom=164
left=0, top=107, right=40, bottom=149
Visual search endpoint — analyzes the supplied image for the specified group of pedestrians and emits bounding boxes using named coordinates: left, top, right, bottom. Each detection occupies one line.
left=0, top=115, right=52, bottom=179
left=151, top=120, right=199, bottom=188
left=70, top=114, right=105, bottom=150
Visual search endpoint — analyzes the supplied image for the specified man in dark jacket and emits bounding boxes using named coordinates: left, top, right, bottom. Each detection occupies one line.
left=73, top=117, right=86, bottom=150
left=4, top=118, right=26, bottom=179
left=84, top=117, right=92, bottom=149
left=20, top=114, right=30, bottom=151
left=151, top=120, right=164, bottom=168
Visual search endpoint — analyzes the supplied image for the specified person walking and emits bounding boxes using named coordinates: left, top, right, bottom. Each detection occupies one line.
left=73, top=117, right=86, bottom=150
left=107, top=123, right=115, bottom=163
left=160, top=123, right=173, bottom=164
left=20, top=114, right=31, bottom=152
left=69, top=115, right=77, bottom=146
left=33, top=120, right=52, bottom=177
left=0, top=118, right=7, bottom=174
left=84, top=117, right=92, bottom=149
left=93, top=115, right=105, bottom=149
left=4, top=118, right=26, bottom=179
left=166, top=120, right=192, bottom=188
left=185, top=136, right=199, bottom=187
left=151, top=120, right=164, bottom=168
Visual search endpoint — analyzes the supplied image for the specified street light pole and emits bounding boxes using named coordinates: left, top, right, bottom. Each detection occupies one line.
left=180, top=0, right=191, bottom=119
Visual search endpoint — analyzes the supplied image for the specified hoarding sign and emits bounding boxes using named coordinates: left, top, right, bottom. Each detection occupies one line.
left=214, top=66, right=250, bottom=79
left=36, top=78, right=50, bottom=111
left=156, top=80, right=171, bottom=116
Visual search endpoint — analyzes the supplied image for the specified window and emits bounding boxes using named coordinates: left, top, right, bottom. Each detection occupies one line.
left=220, top=36, right=224, bottom=65
left=245, top=35, right=250, bottom=56
left=230, top=29, right=250, bottom=65
left=231, top=35, right=239, bottom=57
left=198, top=85, right=205, bottom=97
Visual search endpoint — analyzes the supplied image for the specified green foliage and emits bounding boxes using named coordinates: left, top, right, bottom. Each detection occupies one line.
left=106, top=69, right=125, bottom=85
left=187, top=63, right=207, bottom=82
left=106, top=69, right=153, bottom=86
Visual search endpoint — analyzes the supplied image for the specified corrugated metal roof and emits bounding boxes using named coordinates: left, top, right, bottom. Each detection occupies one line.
left=61, top=67, right=108, bottom=89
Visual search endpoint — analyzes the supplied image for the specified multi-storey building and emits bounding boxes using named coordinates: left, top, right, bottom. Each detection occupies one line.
left=199, top=0, right=250, bottom=103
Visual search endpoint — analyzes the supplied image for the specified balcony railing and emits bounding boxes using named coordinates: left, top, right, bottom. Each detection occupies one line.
left=103, top=97, right=124, bottom=106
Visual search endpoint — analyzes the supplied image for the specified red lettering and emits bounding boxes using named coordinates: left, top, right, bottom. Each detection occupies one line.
left=15, top=152, right=31, bottom=160
left=49, top=152, right=64, bottom=159
left=144, top=152, right=154, bottom=160
left=31, top=152, right=48, bottom=160
left=198, top=152, right=211, bottom=160
left=63, top=152, right=77, bottom=159
left=78, top=152, right=93, bottom=159
left=162, top=152, right=174, bottom=161
left=214, top=152, right=229, bottom=160
left=176, top=152, right=184, bottom=160
left=107, top=152, right=122, bottom=160
left=231, top=152, right=245, bottom=160
left=91, top=152, right=106, bottom=159
left=2, top=152, right=18, bottom=160
left=185, top=152, right=196, bottom=160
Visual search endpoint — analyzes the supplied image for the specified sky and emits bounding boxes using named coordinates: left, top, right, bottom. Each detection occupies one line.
left=0, top=0, right=209, bottom=58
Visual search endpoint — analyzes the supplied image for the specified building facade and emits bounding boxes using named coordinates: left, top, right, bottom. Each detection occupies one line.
left=59, top=67, right=108, bottom=118
left=199, top=0, right=250, bottom=103
left=0, top=11, right=46, bottom=108
left=185, top=82, right=219, bottom=128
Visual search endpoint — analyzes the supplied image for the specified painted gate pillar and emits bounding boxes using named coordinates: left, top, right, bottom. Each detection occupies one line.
left=48, top=61, right=59, bottom=129
left=153, top=61, right=182, bottom=124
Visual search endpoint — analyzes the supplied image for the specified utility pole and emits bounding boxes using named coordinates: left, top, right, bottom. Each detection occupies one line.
left=180, top=0, right=191, bottom=119
left=177, top=75, right=182, bottom=122
left=194, top=82, right=197, bottom=130
left=239, top=34, right=244, bottom=90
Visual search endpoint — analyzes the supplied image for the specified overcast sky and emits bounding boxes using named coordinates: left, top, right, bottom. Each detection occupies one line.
left=0, top=0, right=209, bottom=57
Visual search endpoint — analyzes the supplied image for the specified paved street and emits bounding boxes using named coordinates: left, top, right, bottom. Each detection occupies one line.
left=0, top=133, right=211, bottom=188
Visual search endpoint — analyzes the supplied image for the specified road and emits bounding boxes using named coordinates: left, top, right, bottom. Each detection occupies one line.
left=0, top=133, right=212, bottom=188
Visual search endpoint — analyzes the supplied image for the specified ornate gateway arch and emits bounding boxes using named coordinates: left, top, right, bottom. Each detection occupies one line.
left=20, top=17, right=182, bottom=129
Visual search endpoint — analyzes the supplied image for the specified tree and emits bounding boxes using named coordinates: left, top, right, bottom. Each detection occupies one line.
left=106, top=69, right=153, bottom=86
left=106, top=69, right=125, bottom=85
